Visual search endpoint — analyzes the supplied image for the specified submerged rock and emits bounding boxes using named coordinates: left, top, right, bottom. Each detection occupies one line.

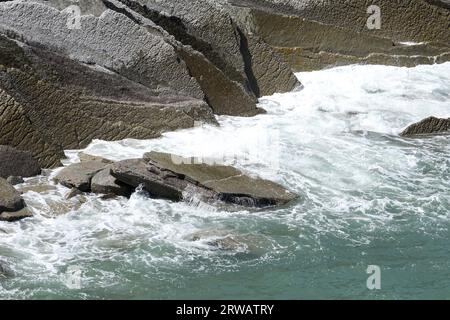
left=400, top=117, right=450, bottom=137
left=65, top=187, right=83, bottom=200
left=188, top=229, right=247, bottom=251
left=54, top=161, right=108, bottom=192
left=186, top=229, right=267, bottom=253
left=0, top=260, right=14, bottom=278
left=111, top=152, right=297, bottom=207
left=0, top=146, right=41, bottom=179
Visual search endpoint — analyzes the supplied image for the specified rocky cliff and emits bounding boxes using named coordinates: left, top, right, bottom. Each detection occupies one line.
left=229, top=0, right=450, bottom=70
left=0, top=0, right=447, bottom=168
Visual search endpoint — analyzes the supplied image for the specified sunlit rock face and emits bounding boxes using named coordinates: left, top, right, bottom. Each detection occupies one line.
left=228, top=0, right=450, bottom=71
left=0, top=0, right=302, bottom=168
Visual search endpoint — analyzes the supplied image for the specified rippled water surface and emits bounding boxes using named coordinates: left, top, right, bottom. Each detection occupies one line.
left=1, top=63, right=450, bottom=299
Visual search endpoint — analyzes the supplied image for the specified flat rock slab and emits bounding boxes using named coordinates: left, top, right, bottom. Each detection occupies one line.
left=111, top=159, right=186, bottom=201
left=78, top=152, right=114, bottom=164
left=400, top=117, right=450, bottom=137
left=145, top=152, right=297, bottom=206
left=111, top=152, right=297, bottom=207
left=0, top=207, right=33, bottom=222
left=0, top=178, right=25, bottom=213
left=54, top=161, right=109, bottom=192
left=91, top=167, right=133, bottom=197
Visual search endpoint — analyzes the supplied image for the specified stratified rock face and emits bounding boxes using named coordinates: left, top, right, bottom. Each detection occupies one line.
left=145, top=152, right=297, bottom=206
left=229, top=0, right=450, bottom=71
left=0, top=146, right=41, bottom=179
left=117, top=0, right=301, bottom=97
left=0, top=2, right=217, bottom=168
left=0, top=1, right=203, bottom=98
left=400, top=117, right=450, bottom=137
left=0, top=0, right=302, bottom=168
left=0, top=177, right=31, bottom=222
left=0, top=178, right=24, bottom=213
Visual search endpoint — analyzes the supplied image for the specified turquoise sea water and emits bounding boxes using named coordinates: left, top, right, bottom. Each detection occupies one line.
left=1, top=63, right=449, bottom=299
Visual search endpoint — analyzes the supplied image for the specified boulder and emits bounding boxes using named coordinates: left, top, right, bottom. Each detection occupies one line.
left=91, top=167, right=133, bottom=197
left=110, top=159, right=186, bottom=201
left=145, top=152, right=297, bottom=206
left=0, top=145, right=41, bottom=179
left=400, top=117, right=450, bottom=137
left=0, top=177, right=31, bottom=222
left=0, top=177, right=25, bottom=213
left=54, top=161, right=108, bottom=192
left=111, top=152, right=297, bottom=207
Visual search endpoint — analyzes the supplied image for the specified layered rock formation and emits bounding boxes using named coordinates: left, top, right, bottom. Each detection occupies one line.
left=401, top=117, right=450, bottom=137
left=0, top=0, right=302, bottom=169
left=1, top=0, right=448, bottom=172
left=229, top=0, right=450, bottom=71
left=0, top=145, right=41, bottom=179
left=53, top=152, right=297, bottom=208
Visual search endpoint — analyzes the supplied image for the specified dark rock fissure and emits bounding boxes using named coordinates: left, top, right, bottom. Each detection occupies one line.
left=115, top=0, right=251, bottom=93
left=237, top=27, right=261, bottom=98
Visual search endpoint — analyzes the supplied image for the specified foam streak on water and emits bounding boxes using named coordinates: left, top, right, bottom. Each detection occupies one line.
left=1, top=63, right=450, bottom=299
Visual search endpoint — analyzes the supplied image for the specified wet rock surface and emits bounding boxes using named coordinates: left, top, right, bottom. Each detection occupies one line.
left=54, top=161, right=108, bottom=192
left=229, top=0, right=450, bottom=71
left=400, top=117, right=450, bottom=137
left=0, top=177, right=31, bottom=222
left=91, top=167, right=133, bottom=197
left=0, top=178, right=25, bottom=213
left=108, top=152, right=297, bottom=207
